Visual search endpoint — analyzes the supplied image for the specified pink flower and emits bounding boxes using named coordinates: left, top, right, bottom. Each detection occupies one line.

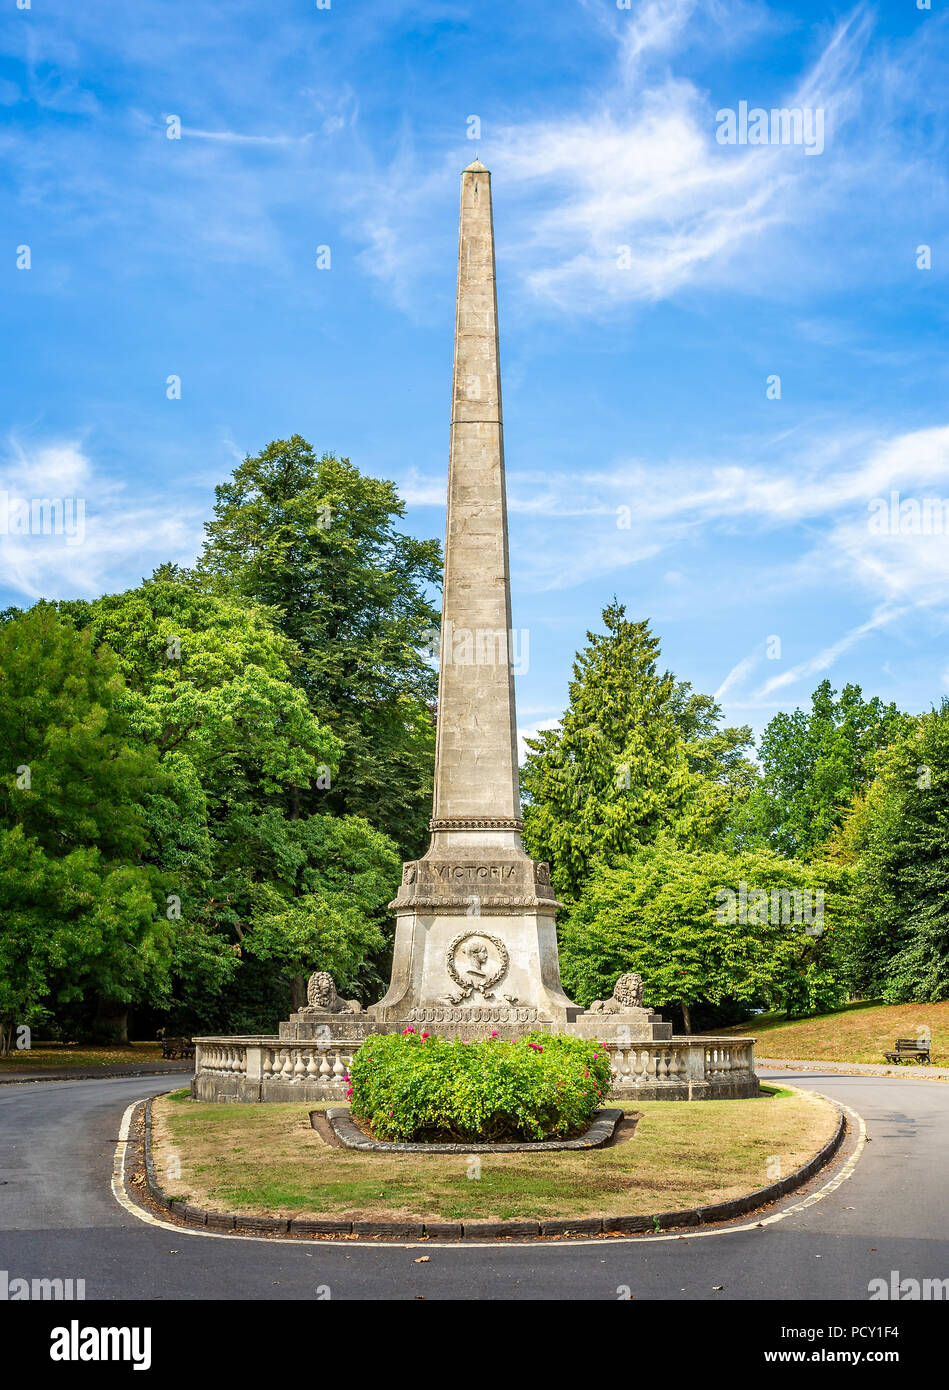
left=490, top=1032, right=499, bottom=1038
left=403, top=1026, right=417, bottom=1035
left=528, top=1043, right=543, bottom=1052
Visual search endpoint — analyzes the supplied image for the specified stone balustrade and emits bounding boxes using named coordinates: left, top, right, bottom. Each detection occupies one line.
left=192, top=1034, right=757, bottom=1103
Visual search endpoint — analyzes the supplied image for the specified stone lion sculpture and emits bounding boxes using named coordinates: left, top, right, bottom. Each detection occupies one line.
left=304, top=970, right=361, bottom=1014
left=589, top=971, right=645, bottom=1014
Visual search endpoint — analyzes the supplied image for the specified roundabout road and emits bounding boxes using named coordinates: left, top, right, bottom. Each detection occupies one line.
left=0, top=1071, right=946, bottom=1300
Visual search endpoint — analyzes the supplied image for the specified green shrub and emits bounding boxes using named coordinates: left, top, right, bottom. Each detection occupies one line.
left=347, top=1031, right=614, bottom=1143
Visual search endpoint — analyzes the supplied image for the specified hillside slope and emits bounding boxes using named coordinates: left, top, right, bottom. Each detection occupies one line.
left=713, top=1000, right=949, bottom=1065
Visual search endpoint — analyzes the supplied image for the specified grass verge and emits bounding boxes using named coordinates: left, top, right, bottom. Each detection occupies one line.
left=151, top=1088, right=837, bottom=1223
left=715, top=999, right=948, bottom=1065
left=0, top=1041, right=167, bottom=1068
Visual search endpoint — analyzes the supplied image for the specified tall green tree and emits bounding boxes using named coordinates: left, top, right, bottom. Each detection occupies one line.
left=836, top=703, right=949, bottom=1003
left=195, top=437, right=442, bottom=856
left=63, top=572, right=401, bottom=1029
left=0, top=605, right=171, bottom=1045
left=736, top=681, right=907, bottom=857
left=559, top=841, right=847, bottom=1029
left=521, top=604, right=752, bottom=899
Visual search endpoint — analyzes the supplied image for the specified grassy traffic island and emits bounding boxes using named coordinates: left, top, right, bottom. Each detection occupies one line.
left=150, top=1084, right=840, bottom=1228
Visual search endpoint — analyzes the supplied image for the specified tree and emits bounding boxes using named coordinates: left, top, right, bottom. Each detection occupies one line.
left=195, top=438, right=442, bottom=856
left=0, top=606, right=170, bottom=1046
left=559, top=841, right=847, bottom=1029
left=61, top=573, right=401, bottom=1030
left=242, top=814, right=401, bottom=1006
left=838, top=703, right=949, bottom=1003
left=521, top=604, right=750, bottom=899
left=668, top=680, right=757, bottom=802
left=736, top=681, right=907, bottom=857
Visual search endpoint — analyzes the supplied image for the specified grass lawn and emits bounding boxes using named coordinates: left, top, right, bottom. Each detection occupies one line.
left=714, top=999, right=949, bottom=1065
left=0, top=1041, right=167, bottom=1068
left=150, top=1086, right=837, bottom=1223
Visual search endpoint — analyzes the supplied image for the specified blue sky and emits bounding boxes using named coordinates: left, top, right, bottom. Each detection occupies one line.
left=2, top=0, right=948, bottom=752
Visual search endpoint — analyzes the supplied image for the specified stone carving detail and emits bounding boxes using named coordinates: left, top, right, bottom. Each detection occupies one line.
left=407, top=1005, right=538, bottom=1024
left=589, top=971, right=645, bottom=1014
left=429, top=816, right=524, bottom=832
left=443, top=930, right=513, bottom=1005
left=303, top=970, right=361, bottom=1015
left=391, top=897, right=556, bottom=914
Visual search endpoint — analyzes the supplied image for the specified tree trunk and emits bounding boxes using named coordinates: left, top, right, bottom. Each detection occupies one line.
left=92, top=997, right=130, bottom=1045
left=680, top=1001, right=693, bottom=1035
left=291, top=973, right=308, bottom=1012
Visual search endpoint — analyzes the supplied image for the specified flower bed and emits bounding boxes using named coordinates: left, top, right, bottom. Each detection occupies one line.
left=347, top=1030, right=613, bottom=1143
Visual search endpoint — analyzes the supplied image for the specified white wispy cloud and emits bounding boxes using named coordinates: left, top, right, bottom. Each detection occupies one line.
left=0, top=439, right=204, bottom=601
left=714, top=647, right=762, bottom=701
left=493, top=6, right=873, bottom=309
left=753, top=607, right=907, bottom=698
left=401, top=421, right=949, bottom=613
left=341, top=3, right=914, bottom=314
left=184, top=127, right=315, bottom=146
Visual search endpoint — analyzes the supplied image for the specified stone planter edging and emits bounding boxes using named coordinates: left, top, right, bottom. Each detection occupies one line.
left=138, top=1089, right=846, bottom=1241
left=321, top=1106, right=624, bottom=1152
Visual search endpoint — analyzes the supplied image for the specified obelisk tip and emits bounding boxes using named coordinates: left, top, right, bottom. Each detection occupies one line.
left=463, top=158, right=489, bottom=173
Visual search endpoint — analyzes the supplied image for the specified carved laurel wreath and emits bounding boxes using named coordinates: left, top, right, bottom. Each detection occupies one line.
left=445, top=930, right=509, bottom=1001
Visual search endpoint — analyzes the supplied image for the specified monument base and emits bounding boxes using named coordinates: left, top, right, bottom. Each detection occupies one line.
left=191, top=1028, right=759, bottom=1103
left=367, top=905, right=583, bottom=1036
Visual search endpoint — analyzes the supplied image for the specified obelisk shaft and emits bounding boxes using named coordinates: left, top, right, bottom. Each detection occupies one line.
left=371, top=160, right=575, bottom=1028
left=431, top=160, right=522, bottom=834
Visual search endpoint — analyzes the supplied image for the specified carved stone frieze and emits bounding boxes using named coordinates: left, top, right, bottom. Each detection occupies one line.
left=405, top=1005, right=540, bottom=1024
left=390, top=857, right=559, bottom=913
left=429, top=816, right=524, bottom=832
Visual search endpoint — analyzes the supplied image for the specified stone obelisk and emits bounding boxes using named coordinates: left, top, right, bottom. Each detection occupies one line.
left=370, top=160, right=579, bottom=1033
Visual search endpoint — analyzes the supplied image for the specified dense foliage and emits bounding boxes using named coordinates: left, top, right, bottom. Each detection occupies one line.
left=825, top=702, right=949, bottom=1003
left=348, top=1031, right=614, bottom=1142
left=521, top=604, right=755, bottom=900
left=521, top=603, right=944, bottom=1024
left=0, top=605, right=173, bottom=1046
left=733, top=681, right=907, bottom=857
left=560, top=843, right=848, bottom=1028
left=196, top=437, right=441, bottom=857
left=0, top=441, right=435, bottom=1047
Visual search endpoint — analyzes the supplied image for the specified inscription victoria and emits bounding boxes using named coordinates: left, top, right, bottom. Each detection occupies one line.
left=400, top=860, right=552, bottom=886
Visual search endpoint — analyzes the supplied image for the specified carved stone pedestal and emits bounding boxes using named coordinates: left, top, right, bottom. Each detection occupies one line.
left=367, top=844, right=581, bottom=1036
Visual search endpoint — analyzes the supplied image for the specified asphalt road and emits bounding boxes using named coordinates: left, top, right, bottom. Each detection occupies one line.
left=0, top=1071, right=946, bottom=1300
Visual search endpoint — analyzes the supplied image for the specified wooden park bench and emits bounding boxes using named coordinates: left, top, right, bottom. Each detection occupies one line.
left=160, top=1036, right=196, bottom=1061
left=883, top=1038, right=931, bottom=1065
